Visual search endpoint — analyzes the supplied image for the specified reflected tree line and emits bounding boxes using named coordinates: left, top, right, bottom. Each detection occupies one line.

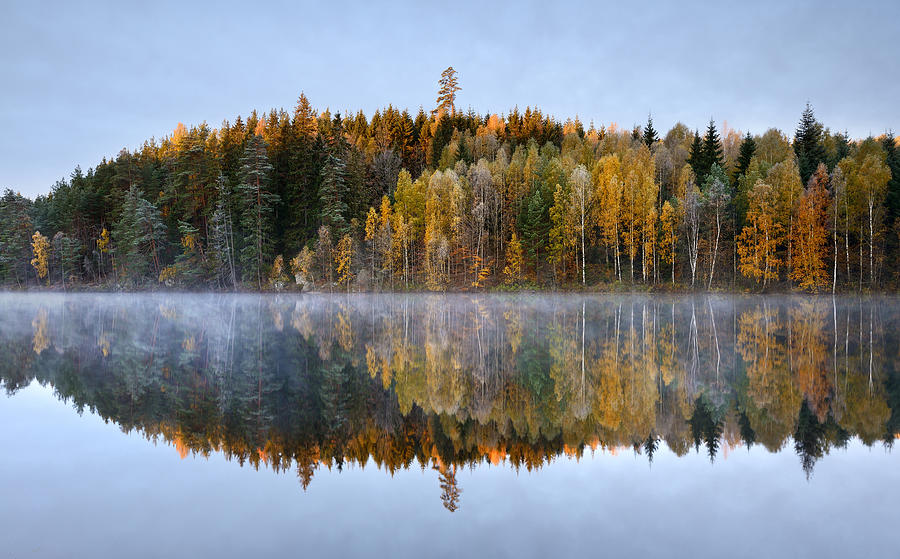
left=1, top=294, right=898, bottom=511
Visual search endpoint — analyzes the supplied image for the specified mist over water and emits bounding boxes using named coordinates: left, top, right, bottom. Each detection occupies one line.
left=1, top=292, right=899, bottom=557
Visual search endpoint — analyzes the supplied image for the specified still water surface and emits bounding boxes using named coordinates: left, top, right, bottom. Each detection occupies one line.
left=1, top=293, right=898, bottom=557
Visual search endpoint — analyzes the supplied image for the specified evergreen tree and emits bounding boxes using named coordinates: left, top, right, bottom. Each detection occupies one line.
left=882, top=132, right=900, bottom=222
left=642, top=114, right=658, bottom=148
left=435, top=67, right=461, bottom=117
left=237, top=134, right=278, bottom=289
left=697, top=119, right=724, bottom=185
left=520, top=187, right=548, bottom=278
left=687, top=130, right=704, bottom=180
left=210, top=175, right=237, bottom=289
left=115, top=184, right=167, bottom=284
left=793, top=103, right=826, bottom=185
left=734, top=132, right=756, bottom=180
left=0, top=190, right=34, bottom=286
left=319, top=139, right=350, bottom=235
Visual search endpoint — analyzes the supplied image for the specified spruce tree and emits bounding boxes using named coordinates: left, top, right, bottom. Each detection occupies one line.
left=793, top=103, right=826, bottom=185
left=698, top=119, right=724, bottom=185
left=687, top=130, right=703, bottom=180
left=237, top=134, right=278, bottom=289
left=883, top=132, right=900, bottom=222
left=520, top=187, right=548, bottom=277
left=115, top=184, right=167, bottom=284
left=642, top=114, right=658, bottom=148
left=734, top=132, right=756, bottom=180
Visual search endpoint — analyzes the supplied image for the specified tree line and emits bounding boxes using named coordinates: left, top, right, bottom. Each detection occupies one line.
left=1, top=68, right=898, bottom=292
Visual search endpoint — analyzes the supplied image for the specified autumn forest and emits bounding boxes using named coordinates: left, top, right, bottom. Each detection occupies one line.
left=2, top=68, right=899, bottom=293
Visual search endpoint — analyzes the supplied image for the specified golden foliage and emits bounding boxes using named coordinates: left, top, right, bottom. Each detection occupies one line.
left=158, top=265, right=177, bottom=285
left=335, top=234, right=354, bottom=289
left=31, top=308, right=49, bottom=355
left=503, top=232, right=524, bottom=284
left=30, top=231, right=50, bottom=281
left=290, top=246, right=314, bottom=285
left=737, top=181, right=783, bottom=286
left=97, top=228, right=110, bottom=253
left=789, top=167, right=830, bottom=291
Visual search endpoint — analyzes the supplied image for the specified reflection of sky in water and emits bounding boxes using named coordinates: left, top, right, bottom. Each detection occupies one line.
left=2, top=293, right=899, bottom=557
left=2, top=382, right=897, bottom=558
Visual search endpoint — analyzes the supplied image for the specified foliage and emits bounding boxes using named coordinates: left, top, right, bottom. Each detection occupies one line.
left=30, top=231, right=50, bottom=283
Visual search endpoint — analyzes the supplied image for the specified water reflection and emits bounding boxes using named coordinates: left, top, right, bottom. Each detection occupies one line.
left=1, top=293, right=897, bottom=510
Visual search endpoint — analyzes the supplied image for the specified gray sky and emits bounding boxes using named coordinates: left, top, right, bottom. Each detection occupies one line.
left=2, top=0, right=898, bottom=198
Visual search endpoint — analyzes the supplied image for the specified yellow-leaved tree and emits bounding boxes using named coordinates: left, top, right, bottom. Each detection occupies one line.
left=290, top=246, right=314, bottom=287
left=364, top=206, right=378, bottom=285
left=334, top=234, right=354, bottom=292
left=737, top=180, right=783, bottom=287
left=659, top=200, right=678, bottom=284
left=592, top=154, right=622, bottom=280
left=503, top=231, right=524, bottom=285
left=30, top=231, right=50, bottom=285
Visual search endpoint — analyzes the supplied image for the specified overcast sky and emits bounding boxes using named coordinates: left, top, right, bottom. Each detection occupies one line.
left=2, top=0, right=898, bottom=198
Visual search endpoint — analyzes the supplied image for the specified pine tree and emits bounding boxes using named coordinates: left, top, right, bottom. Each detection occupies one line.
left=793, top=103, right=826, bottom=185
left=210, top=175, right=237, bottom=289
left=435, top=67, right=461, bottom=117
left=237, top=134, right=278, bottom=289
left=318, top=140, right=349, bottom=235
left=0, top=190, right=34, bottom=286
left=642, top=114, right=658, bottom=148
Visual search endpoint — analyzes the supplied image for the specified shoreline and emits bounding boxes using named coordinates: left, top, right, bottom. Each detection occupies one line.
left=2, top=284, right=898, bottom=297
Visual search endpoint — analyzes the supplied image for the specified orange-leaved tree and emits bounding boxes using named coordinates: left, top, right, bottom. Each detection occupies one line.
left=789, top=164, right=830, bottom=291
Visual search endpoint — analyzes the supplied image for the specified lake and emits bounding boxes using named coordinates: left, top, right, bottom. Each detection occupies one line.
left=1, top=292, right=898, bottom=558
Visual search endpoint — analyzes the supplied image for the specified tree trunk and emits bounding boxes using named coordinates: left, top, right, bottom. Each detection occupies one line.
left=708, top=207, right=720, bottom=290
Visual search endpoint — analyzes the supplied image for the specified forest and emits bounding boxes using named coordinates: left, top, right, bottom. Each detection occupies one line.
left=1, top=67, right=898, bottom=292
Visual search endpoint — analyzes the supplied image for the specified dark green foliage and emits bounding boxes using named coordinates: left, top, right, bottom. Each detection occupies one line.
left=520, top=187, right=549, bottom=276
left=695, top=119, right=725, bottom=185
left=794, top=103, right=827, bottom=185
left=882, top=133, right=900, bottom=222
left=318, top=144, right=349, bottom=236
left=734, top=132, right=756, bottom=180
left=689, top=395, right=722, bottom=462
left=237, top=135, right=278, bottom=289
left=642, top=114, right=658, bottom=148
left=687, top=130, right=703, bottom=180
left=0, top=190, right=34, bottom=286
left=115, top=184, right=168, bottom=284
